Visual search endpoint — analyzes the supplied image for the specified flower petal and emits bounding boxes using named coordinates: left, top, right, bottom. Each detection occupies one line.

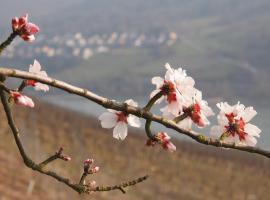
left=243, top=135, right=257, bottom=146
left=113, top=122, right=128, bottom=140
left=127, top=115, right=141, bottom=127
left=210, top=125, right=224, bottom=138
left=177, top=118, right=192, bottom=130
left=241, top=107, right=257, bottom=122
left=151, top=76, right=164, bottom=88
left=125, top=99, right=138, bottom=107
left=245, top=123, right=261, bottom=137
left=99, top=112, right=117, bottom=128
left=34, top=83, right=49, bottom=92
left=29, top=59, right=41, bottom=73
left=17, top=95, right=34, bottom=108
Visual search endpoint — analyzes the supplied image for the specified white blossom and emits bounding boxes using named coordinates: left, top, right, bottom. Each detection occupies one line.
left=211, top=102, right=261, bottom=146
left=27, top=59, right=49, bottom=92
left=99, top=99, right=141, bottom=140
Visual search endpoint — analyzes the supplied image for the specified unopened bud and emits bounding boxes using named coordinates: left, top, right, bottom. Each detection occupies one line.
left=62, top=156, right=71, bottom=161
left=84, top=158, right=94, bottom=172
left=90, top=166, right=100, bottom=174
left=84, top=158, right=94, bottom=166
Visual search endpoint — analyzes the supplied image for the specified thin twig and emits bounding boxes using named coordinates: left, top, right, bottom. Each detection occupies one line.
left=91, top=175, right=149, bottom=193
left=0, top=88, right=148, bottom=194
left=0, top=32, right=17, bottom=54
left=38, top=147, right=68, bottom=168
left=18, top=80, right=27, bottom=92
left=0, top=68, right=269, bottom=158
left=173, top=112, right=189, bottom=123
left=143, top=91, right=163, bottom=111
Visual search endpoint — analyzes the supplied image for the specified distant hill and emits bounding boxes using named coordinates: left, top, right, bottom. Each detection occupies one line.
left=1, top=100, right=270, bottom=199
left=1, top=0, right=270, bottom=105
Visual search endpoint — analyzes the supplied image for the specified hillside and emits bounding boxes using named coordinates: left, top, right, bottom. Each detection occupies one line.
left=0, top=100, right=270, bottom=199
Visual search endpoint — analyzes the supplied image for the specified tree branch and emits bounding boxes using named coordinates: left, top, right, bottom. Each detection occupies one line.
left=0, top=88, right=148, bottom=194
left=0, top=68, right=269, bottom=158
left=0, top=67, right=269, bottom=158
left=91, top=175, right=149, bottom=193
left=38, top=147, right=70, bottom=169
left=0, top=32, right=17, bottom=54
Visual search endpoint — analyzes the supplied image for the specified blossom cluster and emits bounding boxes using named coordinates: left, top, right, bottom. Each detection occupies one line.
left=151, top=63, right=214, bottom=129
left=5, top=14, right=262, bottom=153
left=98, top=63, right=261, bottom=149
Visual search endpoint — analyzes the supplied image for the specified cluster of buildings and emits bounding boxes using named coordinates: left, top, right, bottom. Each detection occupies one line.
left=2, top=31, right=178, bottom=60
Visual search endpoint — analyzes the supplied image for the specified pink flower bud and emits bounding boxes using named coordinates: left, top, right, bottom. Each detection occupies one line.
left=10, top=91, right=34, bottom=108
left=11, top=14, right=39, bottom=42
left=84, top=158, right=94, bottom=166
left=157, top=132, right=171, bottom=141
left=12, top=17, right=19, bottom=30
left=156, top=132, right=176, bottom=152
left=162, top=140, right=176, bottom=152
left=90, top=166, right=100, bottom=174
left=63, top=156, right=71, bottom=161
left=84, top=158, right=94, bottom=173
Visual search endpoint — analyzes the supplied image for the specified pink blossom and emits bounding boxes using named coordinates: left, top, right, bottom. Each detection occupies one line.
left=26, top=60, right=49, bottom=92
left=62, top=156, right=71, bottom=161
left=211, top=102, right=261, bottom=146
left=10, top=91, right=34, bottom=108
left=99, top=99, right=141, bottom=140
left=90, top=166, right=100, bottom=174
left=146, top=132, right=176, bottom=152
left=156, top=132, right=176, bottom=152
left=84, top=158, right=94, bottom=166
left=12, top=14, right=39, bottom=42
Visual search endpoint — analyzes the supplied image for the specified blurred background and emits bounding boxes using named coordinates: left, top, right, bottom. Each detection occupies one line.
left=0, top=0, right=270, bottom=199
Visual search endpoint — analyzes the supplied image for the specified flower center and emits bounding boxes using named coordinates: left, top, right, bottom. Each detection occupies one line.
left=116, top=112, right=128, bottom=123
left=26, top=80, right=37, bottom=87
left=161, top=81, right=177, bottom=103
left=225, top=113, right=246, bottom=141
left=184, top=102, right=203, bottom=126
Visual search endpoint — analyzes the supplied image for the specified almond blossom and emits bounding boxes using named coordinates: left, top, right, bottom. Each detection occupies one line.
left=151, top=63, right=196, bottom=116
left=157, top=132, right=176, bottom=152
left=177, top=90, right=214, bottom=129
left=98, top=99, right=141, bottom=140
left=12, top=14, right=39, bottom=42
left=146, top=132, right=176, bottom=152
left=26, top=60, right=49, bottom=92
left=211, top=102, right=261, bottom=146
left=10, top=91, right=34, bottom=108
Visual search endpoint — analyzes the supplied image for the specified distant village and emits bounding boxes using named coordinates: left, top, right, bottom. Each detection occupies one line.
left=2, top=31, right=178, bottom=60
